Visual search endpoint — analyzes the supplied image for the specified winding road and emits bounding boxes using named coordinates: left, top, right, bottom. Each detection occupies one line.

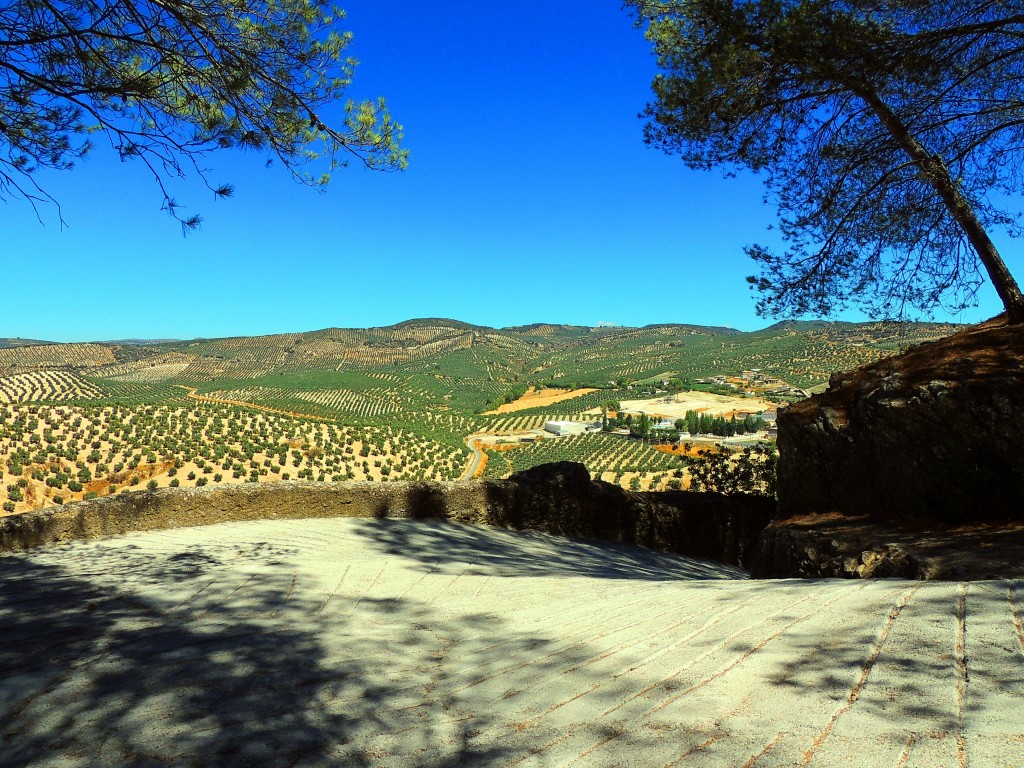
left=460, top=434, right=486, bottom=480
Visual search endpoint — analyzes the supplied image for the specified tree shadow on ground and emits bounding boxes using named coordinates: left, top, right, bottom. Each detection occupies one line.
left=346, top=517, right=747, bottom=580
left=1, top=530, right=745, bottom=768
left=0, top=546, right=521, bottom=767
left=750, top=580, right=1024, bottom=757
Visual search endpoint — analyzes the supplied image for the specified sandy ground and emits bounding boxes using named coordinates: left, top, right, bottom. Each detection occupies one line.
left=2, top=518, right=1021, bottom=767
left=588, top=391, right=775, bottom=419
left=484, top=386, right=597, bottom=414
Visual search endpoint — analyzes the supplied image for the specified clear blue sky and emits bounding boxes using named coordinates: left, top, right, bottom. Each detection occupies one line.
left=1, top=1, right=1011, bottom=342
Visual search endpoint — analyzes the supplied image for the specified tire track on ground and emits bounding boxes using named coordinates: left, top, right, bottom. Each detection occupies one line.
left=503, top=587, right=858, bottom=765
left=800, top=584, right=922, bottom=766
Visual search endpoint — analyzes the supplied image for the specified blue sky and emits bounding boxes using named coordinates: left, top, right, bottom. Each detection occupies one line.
left=1, top=1, right=1012, bottom=342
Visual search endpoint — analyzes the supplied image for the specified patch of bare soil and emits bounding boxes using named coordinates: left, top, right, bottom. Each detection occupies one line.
left=484, top=387, right=597, bottom=414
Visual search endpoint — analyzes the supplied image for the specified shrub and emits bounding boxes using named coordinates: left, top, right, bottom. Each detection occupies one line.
left=147, top=480, right=159, bottom=491
left=687, top=444, right=777, bottom=497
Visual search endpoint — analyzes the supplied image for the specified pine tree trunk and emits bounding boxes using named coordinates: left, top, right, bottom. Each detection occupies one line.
left=857, top=87, right=1024, bottom=324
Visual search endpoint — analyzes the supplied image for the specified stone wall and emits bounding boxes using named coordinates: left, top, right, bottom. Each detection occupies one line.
left=0, top=462, right=774, bottom=571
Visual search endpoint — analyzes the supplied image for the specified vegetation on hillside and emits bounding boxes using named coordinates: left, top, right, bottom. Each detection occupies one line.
left=0, top=317, right=964, bottom=513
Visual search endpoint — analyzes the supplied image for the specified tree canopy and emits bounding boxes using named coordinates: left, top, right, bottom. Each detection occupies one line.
left=0, top=0, right=406, bottom=230
left=627, top=0, right=1024, bottom=323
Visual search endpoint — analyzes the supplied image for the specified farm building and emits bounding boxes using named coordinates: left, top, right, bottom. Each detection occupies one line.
left=543, top=420, right=586, bottom=436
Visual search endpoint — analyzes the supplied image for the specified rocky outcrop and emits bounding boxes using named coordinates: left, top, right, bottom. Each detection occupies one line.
left=753, top=513, right=1024, bottom=580
left=777, top=315, right=1024, bottom=524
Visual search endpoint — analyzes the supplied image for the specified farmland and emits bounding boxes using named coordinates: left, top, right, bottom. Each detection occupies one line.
left=0, top=371, right=104, bottom=403
left=0, top=402, right=466, bottom=514
left=481, top=433, right=684, bottom=490
left=0, top=317, right=962, bottom=514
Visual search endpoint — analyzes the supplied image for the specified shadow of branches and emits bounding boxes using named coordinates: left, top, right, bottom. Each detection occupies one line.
left=1, top=527, right=743, bottom=767
left=0, top=545, right=523, bottom=767
left=347, top=517, right=747, bottom=580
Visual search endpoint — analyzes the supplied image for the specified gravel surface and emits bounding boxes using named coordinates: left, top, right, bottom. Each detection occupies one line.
left=2, top=518, right=1022, bottom=767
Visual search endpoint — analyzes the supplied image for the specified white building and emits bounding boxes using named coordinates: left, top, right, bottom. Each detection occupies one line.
left=544, top=420, right=586, bottom=436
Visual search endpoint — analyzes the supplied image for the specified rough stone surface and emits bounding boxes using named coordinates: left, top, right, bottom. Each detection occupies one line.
left=753, top=513, right=1024, bottom=579
left=3, top=517, right=1023, bottom=767
left=778, top=316, right=1024, bottom=524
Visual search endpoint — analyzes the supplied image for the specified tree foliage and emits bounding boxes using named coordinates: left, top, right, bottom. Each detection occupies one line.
left=0, top=0, right=407, bottom=229
left=628, top=0, right=1024, bottom=322
left=687, top=444, right=777, bottom=496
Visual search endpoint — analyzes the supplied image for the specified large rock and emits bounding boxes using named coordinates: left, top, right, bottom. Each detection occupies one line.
left=777, top=316, right=1024, bottom=523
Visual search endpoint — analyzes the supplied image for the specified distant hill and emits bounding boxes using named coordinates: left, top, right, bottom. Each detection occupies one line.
left=0, top=317, right=967, bottom=392
left=641, top=323, right=740, bottom=335
left=100, top=338, right=182, bottom=346
left=387, top=318, right=485, bottom=332
left=0, top=338, right=56, bottom=349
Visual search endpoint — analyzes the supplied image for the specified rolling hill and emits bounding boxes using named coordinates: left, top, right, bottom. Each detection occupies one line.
left=0, top=316, right=965, bottom=514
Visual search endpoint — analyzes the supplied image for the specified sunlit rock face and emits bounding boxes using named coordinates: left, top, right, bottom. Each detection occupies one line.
left=776, top=315, right=1024, bottom=524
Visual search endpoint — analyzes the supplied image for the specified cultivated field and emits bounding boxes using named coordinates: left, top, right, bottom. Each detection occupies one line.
left=0, top=371, right=104, bottom=403
left=0, top=342, right=117, bottom=375
left=605, top=392, right=776, bottom=419
left=483, top=386, right=597, bottom=414
left=1, top=402, right=466, bottom=514
left=0, top=317, right=964, bottom=515
left=482, top=432, right=685, bottom=490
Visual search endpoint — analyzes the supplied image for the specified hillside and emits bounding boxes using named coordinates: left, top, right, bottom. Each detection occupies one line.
left=0, top=318, right=960, bottom=388
left=0, top=317, right=963, bottom=515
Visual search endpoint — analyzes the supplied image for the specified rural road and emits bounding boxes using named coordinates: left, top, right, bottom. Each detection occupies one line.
left=2, top=518, right=1023, bottom=767
left=460, top=434, right=487, bottom=480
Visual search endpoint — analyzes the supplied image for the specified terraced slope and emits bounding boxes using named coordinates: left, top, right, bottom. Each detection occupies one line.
left=2, top=518, right=1020, bottom=767
left=0, top=342, right=117, bottom=375
left=0, top=318, right=967, bottom=505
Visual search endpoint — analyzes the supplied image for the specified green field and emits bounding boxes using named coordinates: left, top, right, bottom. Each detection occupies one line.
left=481, top=433, right=682, bottom=480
